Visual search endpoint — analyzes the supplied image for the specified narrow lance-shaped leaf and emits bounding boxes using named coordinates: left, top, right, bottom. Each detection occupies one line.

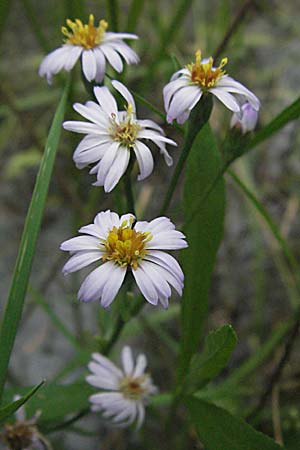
left=3, top=382, right=93, bottom=430
left=178, top=124, right=225, bottom=383
left=0, top=78, right=70, bottom=404
left=0, top=380, right=45, bottom=424
left=185, top=396, right=285, bottom=450
left=185, top=325, right=237, bottom=393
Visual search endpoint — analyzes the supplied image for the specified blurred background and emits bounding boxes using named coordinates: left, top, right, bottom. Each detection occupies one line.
left=0, top=0, right=299, bottom=448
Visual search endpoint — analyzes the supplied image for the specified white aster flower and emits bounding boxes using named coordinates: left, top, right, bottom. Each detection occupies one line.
left=163, top=49, right=260, bottom=124
left=230, top=101, right=258, bottom=134
left=63, top=80, right=176, bottom=192
left=39, top=14, right=139, bottom=84
left=86, top=346, right=157, bottom=428
left=60, top=210, right=187, bottom=308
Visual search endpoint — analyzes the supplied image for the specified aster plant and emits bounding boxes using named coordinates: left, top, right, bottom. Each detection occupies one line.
left=2, top=4, right=299, bottom=450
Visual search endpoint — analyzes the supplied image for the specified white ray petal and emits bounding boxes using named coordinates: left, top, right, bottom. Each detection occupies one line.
left=60, top=235, right=100, bottom=252
left=82, top=49, right=97, bottom=81
left=121, top=346, right=134, bottom=375
left=133, top=141, right=154, bottom=181
left=104, top=146, right=130, bottom=192
left=100, top=265, right=127, bottom=308
left=112, top=80, right=136, bottom=112
left=62, top=250, right=102, bottom=274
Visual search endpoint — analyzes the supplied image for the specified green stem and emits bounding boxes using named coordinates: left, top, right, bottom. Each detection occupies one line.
left=160, top=95, right=213, bottom=215
left=123, top=157, right=136, bottom=215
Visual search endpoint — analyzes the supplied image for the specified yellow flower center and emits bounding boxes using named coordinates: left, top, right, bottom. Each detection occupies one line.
left=110, top=104, right=140, bottom=148
left=101, top=220, right=152, bottom=270
left=62, top=14, right=108, bottom=49
left=187, top=50, right=228, bottom=89
left=120, top=376, right=148, bottom=400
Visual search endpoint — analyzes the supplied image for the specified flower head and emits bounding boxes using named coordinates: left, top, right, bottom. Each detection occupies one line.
left=230, top=101, right=258, bottom=134
left=63, top=81, right=176, bottom=192
left=60, top=210, right=187, bottom=308
left=163, top=49, right=260, bottom=124
left=39, top=14, right=139, bottom=84
left=86, top=346, right=157, bottom=428
left=1, top=397, right=47, bottom=450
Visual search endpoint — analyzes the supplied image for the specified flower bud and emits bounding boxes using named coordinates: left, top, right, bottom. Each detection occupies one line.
left=230, top=102, right=258, bottom=134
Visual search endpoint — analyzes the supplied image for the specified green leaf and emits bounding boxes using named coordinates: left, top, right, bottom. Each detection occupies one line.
left=0, top=78, right=70, bottom=404
left=186, top=396, right=285, bottom=450
left=0, top=380, right=44, bottom=424
left=4, top=382, right=93, bottom=429
left=178, top=123, right=225, bottom=382
left=186, top=325, right=237, bottom=392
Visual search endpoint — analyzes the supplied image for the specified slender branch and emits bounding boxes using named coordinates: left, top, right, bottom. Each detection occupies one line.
left=123, top=157, right=136, bottom=215
left=160, top=95, right=213, bottom=215
left=247, top=317, right=300, bottom=421
left=213, top=0, right=258, bottom=60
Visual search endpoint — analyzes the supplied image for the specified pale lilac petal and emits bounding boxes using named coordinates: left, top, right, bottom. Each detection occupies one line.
left=217, top=76, right=260, bottom=110
left=93, top=48, right=106, bottom=83
left=91, top=352, right=123, bottom=378
left=94, top=210, right=120, bottom=234
left=163, top=78, right=190, bottom=110
left=82, top=49, right=97, bottom=81
left=104, top=146, right=130, bottom=192
left=132, top=266, right=158, bottom=305
left=64, top=46, right=82, bottom=70
left=103, top=32, right=138, bottom=41
left=63, top=120, right=106, bottom=135
left=112, top=80, right=136, bottom=112
left=133, top=141, right=154, bottom=181
left=62, top=251, right=102, bottom=274
left=133, top=354, right=147, bottom=377
left=210, top=87, right=241, bottom=112
left=73, top=103, right=108, bottom=126
left=60, top=235, right=100, bottom=252
left=121, top=346, right=134, bottom=375
left=86, top=373, right=119, bottom=390
left=94, top=141, right=120, bottom=187
left=100, top=265, right=127, bottom=308
left=77, top=261, right=116, bottom=302
left=167, top=86, right=202, bottom=123
left=93, top=86, right=118, bottom=116
left=136, top=403, right=145, bottom=429
left=100, top=44, right=124, bottom=72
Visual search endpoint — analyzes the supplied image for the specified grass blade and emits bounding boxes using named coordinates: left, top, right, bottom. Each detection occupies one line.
left=0, top=78, right=70, bottom=404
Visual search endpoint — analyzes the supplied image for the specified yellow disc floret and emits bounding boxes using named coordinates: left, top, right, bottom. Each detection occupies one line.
left=109, top=104, right=140, bottom=148
left=187, top=50, right=228, bottom=89
left=119, top=375, right=148, bottom=400
left=101, top=220, right=152, bottom=270
left=62, top=14, right=108, bottom=49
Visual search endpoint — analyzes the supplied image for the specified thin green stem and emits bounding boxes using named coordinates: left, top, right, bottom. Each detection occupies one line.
left=160, top=95, right=213, bottom=215
left=123, top=157, right=136, bottom=215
